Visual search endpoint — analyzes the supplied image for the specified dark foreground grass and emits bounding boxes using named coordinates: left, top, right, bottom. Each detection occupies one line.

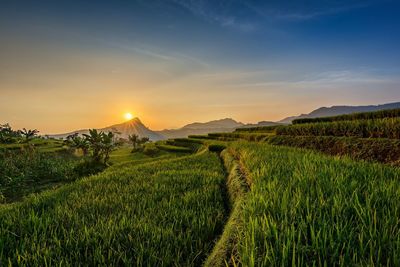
left=267, top=135, right=400, bottom=166
left=0, top=149, right=80, bottom=203
left=204, top=149, right=249, bottom=267
left=229, top=142, right=400, bottom=266
left=0, top=151, right=226, bottom=266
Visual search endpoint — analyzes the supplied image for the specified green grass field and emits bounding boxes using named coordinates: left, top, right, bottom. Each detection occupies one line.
left=0, top=150, right=227, bottom=266
left=1, top=109, right=400, bottom=265
left=227, top=142, right=400, bottom=266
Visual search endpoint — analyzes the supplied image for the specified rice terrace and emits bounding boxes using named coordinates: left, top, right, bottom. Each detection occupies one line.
left=1, top=1, right=400, bottom=266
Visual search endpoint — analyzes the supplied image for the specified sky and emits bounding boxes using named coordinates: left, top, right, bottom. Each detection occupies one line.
left=0, top=0, right=400, bottom=133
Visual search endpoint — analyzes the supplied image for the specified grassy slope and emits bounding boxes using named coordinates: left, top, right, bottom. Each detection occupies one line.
left=0, top=150, right=226, bottom=266
left=229, top=142, right=400, bottom=266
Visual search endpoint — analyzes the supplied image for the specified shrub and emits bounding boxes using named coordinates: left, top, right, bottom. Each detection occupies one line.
left=73, top=160, right=107, bottom=176
left=143, top=144, right=159, bottom=157
left=0, top=149, right=79, bottom=202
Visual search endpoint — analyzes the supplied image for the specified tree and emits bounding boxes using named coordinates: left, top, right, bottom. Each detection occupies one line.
left=65, top=133, right=89, bottom=156
left=100, top=132, right=117, bottom=165
left=139, top=137, right=149, bottom=147
left=128, top=135, right=149, bottom=152
left=19, top=128, right=39, bottom=143
left=0, top=123, right=19, bottom=144
left=128, top=134, right=139, bottom=152
left=82, top=130, right=122, bottom=165
left=83, top=129, right=103, bottom=162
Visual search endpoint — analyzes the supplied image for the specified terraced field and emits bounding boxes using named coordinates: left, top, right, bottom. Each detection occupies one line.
left=0, top=149, right=226, bottom=266
left=1, top=108, right=400, bottom=265
left=225, top=142, right=400, bottom=266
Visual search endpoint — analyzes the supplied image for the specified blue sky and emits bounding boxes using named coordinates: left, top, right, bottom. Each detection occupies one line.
left=0, top=0, right=399, bottom=132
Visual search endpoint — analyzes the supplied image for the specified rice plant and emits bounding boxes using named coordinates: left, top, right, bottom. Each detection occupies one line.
left=276, top=118, right=400, bottom=139
left=292, top=108, right=400, bottom=124
left=0, top=151, right=226, bottom=266
left=228, top=142, right=400, bottom=266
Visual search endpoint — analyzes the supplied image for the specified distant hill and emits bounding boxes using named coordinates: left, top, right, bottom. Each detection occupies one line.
left=50, top=118, right=164, bottom=141
left=156, top=118, right=244, bottom=139
left=279, top=102, right=400, bottom=124
left=48, top=101, right=400, bottom=140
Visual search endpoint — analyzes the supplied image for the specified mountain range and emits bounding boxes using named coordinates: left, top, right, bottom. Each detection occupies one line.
left=50, top=101, right=400, bottom=140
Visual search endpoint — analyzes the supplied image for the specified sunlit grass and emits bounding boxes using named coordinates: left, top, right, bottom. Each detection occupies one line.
left=229, top=142, right=400, bottom=266
left=0, top=151, right=226, bottom=266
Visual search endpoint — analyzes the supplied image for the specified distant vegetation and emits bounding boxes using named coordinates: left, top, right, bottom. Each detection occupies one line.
left=0, top=124, right=125, bottom=202
left=234, top=125, right=279, bottom=132
left=292, top=107, right=400, bottom=124
left=276, top=118, right=400, bottom=139
left=0, top=123, right=39, bottom=144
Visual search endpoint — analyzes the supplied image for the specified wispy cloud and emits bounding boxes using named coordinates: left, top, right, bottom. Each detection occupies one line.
left=170, top=0, right=256, bottom=31
left=243, top=0, right=379, bottom=21
left=230, top=69, right=399, bottom=89
left=166, top=0, right=381, bottom=33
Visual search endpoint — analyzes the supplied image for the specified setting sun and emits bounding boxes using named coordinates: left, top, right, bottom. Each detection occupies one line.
left=124, top=113, right=133, bottom=120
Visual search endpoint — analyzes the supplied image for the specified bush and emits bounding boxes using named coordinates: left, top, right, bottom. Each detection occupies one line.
left=0, top=149, right=79, bottom=202
left=143, top=144, right=160, bottom=157
left=73, top=160, right=107, bottom=176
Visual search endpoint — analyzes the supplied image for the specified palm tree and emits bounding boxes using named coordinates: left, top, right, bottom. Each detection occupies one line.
left=101, top=132, right=117, bottom=165
left=66, top=134, right=89, bottom=156
left=19, top=128, right=39, bottom=143
left=83, top=129, right=103, bottom=162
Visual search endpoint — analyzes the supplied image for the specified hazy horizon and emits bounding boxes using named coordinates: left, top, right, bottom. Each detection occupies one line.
left=1, top=0, right=400, bottom=133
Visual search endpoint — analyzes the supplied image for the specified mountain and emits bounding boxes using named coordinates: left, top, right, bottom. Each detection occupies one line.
left=50, top=118, right=164, bottom=141
left=279, top=102, right=400, bottom=124
left=156, top=118, right=244, bottom=139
